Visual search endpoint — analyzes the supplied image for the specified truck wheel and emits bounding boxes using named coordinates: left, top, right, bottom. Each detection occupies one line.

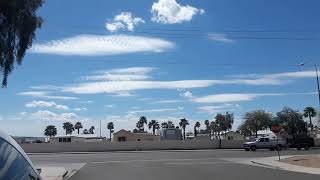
left=269, top=148, right=275, bottom=151
left=276, top=145, right=282, bottom=151
left=250, top=146, right=256, bottom=151
left=245, top=148, right=250, bottom=151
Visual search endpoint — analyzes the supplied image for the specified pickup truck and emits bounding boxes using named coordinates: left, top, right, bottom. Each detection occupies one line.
left=243, top=137, right=287, bottom=151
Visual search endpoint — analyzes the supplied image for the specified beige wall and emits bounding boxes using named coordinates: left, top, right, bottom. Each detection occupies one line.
left=113, top=131, right=160, bottom=142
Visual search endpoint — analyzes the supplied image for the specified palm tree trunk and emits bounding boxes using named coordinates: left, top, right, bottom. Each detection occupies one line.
left=183, top=128, right=186, bottom=140
left=309, top=115, right=313, bottom=131
left=153, top=127, right=155, bottom=135
left=109, top=130, right=112, bottom=140
left=77, top=129, right=80, bottom=134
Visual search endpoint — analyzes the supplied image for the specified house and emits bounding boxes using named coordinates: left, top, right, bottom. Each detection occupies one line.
left=160, top=128, right=182, bottom=140
left=224, top=131, right=244, bottom=140
left=113, top=129, right=160, bottom=142
left=49, top=134, right=104, bottom=143
left=13, top=136, right=48, bottom=144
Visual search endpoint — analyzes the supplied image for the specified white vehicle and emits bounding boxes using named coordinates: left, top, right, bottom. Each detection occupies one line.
left=0, top=129, right=42, bottom=180
left=243, top=137, right=287, bottom=151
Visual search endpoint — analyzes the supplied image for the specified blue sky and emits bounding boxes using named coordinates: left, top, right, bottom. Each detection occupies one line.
left=1, top=0, right=320, bottom=137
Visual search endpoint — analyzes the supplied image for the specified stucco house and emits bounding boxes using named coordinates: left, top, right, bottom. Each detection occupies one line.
left=113, top=129, right=160, bottom=142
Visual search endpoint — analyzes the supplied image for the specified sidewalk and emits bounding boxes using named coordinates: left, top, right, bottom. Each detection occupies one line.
left=35, top=166, right=68, bottom=180
left=251, top=154, right=320, bottom=175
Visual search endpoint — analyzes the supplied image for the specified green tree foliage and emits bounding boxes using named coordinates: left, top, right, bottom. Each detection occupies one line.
left=240, top=110, right=272, bottom=137
left=136, top=116, right=147, bottom=132
left=161, top=121, right=174, bottom=129
left=303, top=106, right=317, bottom=131
left=74, top=122, right=83, bottom=135
left=179, top=118, right=189, bottom=140
left=89, top=126, right=95, bottom=134
left=276, top=107, right=308, bottom=137
left=107, top=122, right=114, bottom=140
left=194, top=121, right=201, bottom=137
left=44, top=125, right=57, bottom=137
left=62, top=122, right=74, bottom=135
left=148, top=120, right=160, bottom=135
left=204, top=120, right=210, bottom=133
left=0, top=0, right=43, bottom=87
left=214, top=112, right=234, bottom=138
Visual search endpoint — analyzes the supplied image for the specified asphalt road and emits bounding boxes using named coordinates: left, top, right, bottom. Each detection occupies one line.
left=29, top=149, right=320, bottom=180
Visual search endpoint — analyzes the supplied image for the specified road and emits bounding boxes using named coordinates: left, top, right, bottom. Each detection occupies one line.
left=29, top=149, right=320, bottom=180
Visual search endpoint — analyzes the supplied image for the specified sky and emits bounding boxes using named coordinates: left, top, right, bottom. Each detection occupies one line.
left=1, top=0, right=320, bottom=137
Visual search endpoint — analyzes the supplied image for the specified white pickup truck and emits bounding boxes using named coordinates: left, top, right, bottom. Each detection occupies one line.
left=243, top=137, right=287, bottom=151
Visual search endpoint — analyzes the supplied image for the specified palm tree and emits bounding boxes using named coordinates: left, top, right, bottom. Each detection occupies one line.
left=89, top=126, right=95, bottom=134
left=161, top=122, right=168, bottom=129
left=74, top=122, right=83, bottom=134
left=303, top=107, right=317, bottom=131
left=138, top=116, right=147, bottom=132
left=107, top=122, right=114, bottom=140
left=179, top=118, right=189, bottom=140
left=210, top=121, right=219, bottom=139
left=194, top=122, right=201, bottom=137
left=168, top=121, right=174, bottom=128
left=148, top=120, right=160, bottom=135
left=204, top=120, right=210, bottom=133
left=44, top=125, right=57, bottom=137
left=62, top=122, right=74, bottom=135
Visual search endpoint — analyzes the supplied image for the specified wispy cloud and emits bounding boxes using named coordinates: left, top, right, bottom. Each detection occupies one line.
left=197, top=104, right=239, bottom=114
left=73, top=107, right=88, bottom=111
left=83, top=67, right=154, bottom=81
left=151, top=0, right=205, bottom=24
left=150, top=100, right=183, bottom=104
left=106, top=12, right=144, bottom=32
left=17, top=91, right=78, bottom=100
left=129, top=108, right=179, bottom=114
left=209, top=33, right=233, bottom=43
left=25, top=100, right=70, bottom=111
left=30, top=35, right=174, bottom=56
left=31, top=110, right=78, bottom=121
left=192, top=92, right=316, bottom=103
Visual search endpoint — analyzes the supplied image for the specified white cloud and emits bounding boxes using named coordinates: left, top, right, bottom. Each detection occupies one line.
left=25, top=100, right=70, bottom=111
left=180, top=90, right=193, bottom=98
left=73, top=107, right=88, bottom=111
left=151, top=0, right=205, bottom=24
left=192, top=92, right=316, bottom=103
left=106, top=12, right=145, bottom=32
left=197, top=104, right=238, bottom=114
left=31, top=110, right=78, bottom=121
left=55, top=105, right=69, bottom=111
left=129, top=108, right=179, bottom=114
left=17, top=91, right=78, bottom=100
left=30, top=35, right=174, bottom=56
left=84, top=67, right=154, bottom=81
left=25, top=101, right=56, bottom=108
left=63, top=80, right=217, bottom=94
left=105, top=105, right=114, bottom=108
left=209, top=33, right=233, bottom=43
left=151, top=100, right=182, bottom=104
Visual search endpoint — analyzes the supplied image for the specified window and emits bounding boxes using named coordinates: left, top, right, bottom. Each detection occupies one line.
left=59, top=138, right=62, bottom=142
left=67, top=138, right=71, bottom=142
left=259, top=138, right=264, bottom=142
left=0, top=138, right=40, bottom=180
left=265, top=138, right=269, bottom=142
left=118, top=137, right=126, bottom=142
left=228, top=136, right=234, bottom=140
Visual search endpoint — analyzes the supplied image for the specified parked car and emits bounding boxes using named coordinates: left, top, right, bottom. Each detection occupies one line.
left=0, top=129, right=42, bottom=180
left=243, top=137, right=287, bottom=151
left=287, top=135, right=314, bottom=150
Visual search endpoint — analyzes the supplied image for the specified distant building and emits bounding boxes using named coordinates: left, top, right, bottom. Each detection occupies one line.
left=113, top=129, right=160, bottom=142
left=13, top=136, right=48, bottom=144
left=49, top=134, right=104, bottom=143
left=160, top=128, right=182, bottom=140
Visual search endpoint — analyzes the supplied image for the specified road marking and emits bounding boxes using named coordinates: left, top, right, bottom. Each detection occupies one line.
left=90, top=157, right=225, bottom=164
left=165, top=162, right=234, bottom=165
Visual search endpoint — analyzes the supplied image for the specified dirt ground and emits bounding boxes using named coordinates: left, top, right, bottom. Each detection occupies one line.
left=280, top=156, right=320, bottom=168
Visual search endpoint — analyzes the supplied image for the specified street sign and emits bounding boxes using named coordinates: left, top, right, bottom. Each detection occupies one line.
left=271, top=125, right=281, bottom=134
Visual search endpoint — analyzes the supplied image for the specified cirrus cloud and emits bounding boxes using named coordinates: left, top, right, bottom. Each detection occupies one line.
left=30, top=35, right=175, bottom=56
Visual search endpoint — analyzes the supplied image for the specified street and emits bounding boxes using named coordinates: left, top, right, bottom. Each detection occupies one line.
left=29, top=149, right=320, bottom=180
